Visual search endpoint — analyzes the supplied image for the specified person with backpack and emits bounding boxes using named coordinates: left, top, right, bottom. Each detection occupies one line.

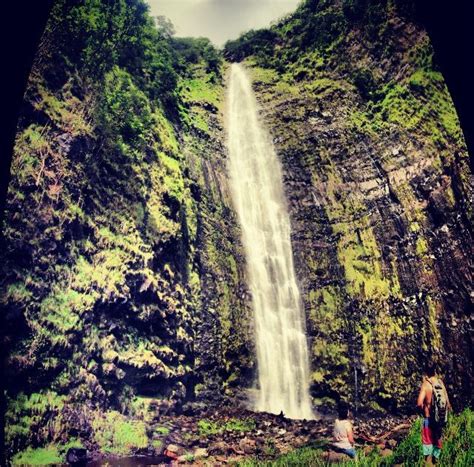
left=416, top=363, right=452, bottom=464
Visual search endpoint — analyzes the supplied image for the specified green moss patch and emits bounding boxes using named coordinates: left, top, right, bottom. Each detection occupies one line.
left=198, top=417, right=256, bottom=436
left=12, top=446, right=62, bottom=466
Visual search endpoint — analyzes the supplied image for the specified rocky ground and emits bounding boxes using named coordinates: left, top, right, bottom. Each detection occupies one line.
left=84, top=406, right=415, bottom=465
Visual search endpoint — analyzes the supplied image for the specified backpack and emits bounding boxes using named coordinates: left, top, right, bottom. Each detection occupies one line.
left=428, top=378, right=448, bottom=426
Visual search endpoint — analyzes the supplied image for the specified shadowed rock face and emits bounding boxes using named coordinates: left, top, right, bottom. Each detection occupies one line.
left=235, top=1, right=472, bottom=412
left=180, top=68, right=255, bottom=404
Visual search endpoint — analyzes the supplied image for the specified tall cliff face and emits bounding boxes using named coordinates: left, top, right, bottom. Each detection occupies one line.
left=2, top=0, right=473, bottom=460
left=1, top=0, right=251, bottom=457
left=225, top=0, right=472, bottom=412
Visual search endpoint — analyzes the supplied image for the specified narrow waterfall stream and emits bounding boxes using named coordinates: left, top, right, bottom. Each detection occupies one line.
left=226, top=63, right=314, bottom=420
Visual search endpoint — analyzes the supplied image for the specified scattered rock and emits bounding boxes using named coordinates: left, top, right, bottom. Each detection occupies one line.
left=387, top=438, right=397, bottom=448
left=210, top=441, right=230, bottom=455
left=194, top=447, right=209, bottom=459
left=177, top=454, right=194, bottom=463
left=239, top=437, right=257, bottom=454
left=164, top=444, right=184, bottom=459
left=363, top=445, right=374, bottom=455
left=71, top=405, right=417, bottom=464
left=164, top=449, right=178, bottom=460
left=66, top=447, right=88, bottom=465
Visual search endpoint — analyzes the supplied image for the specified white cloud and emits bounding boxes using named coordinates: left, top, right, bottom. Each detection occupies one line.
left=146, top=0, right=302, bottom=46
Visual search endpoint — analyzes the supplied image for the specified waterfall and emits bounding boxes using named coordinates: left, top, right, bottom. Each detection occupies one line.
left=226, top=63, right=314, bottom=420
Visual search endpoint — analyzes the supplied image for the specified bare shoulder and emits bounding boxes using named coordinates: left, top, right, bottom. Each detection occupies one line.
left=420, top=379, right=430, bottom=389
left=420, top=379, right=432, bottom=394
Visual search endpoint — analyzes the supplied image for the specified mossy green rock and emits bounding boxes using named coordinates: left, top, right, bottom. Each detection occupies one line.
left=1, top=0, right=250, bottom=460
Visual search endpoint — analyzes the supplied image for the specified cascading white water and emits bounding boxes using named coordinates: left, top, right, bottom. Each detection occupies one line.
left=226, top=63, right=314, bottom=420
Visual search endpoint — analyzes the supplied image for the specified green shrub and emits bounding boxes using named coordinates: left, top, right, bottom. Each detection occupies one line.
left=101, top=66, right=153, bottom=146
left=92, top=411, right=148, bottom=455
left=386, top=418, right=423, bottom=465
left=198, top=417, right=256, bottom=436
left=197, top=419, right=221, bottom=436
left=438, top=409, right=474, bottom=466
left=12, top=446, right=62, bottom=466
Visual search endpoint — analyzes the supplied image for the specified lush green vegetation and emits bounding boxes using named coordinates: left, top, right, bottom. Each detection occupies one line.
left=12, top=446, right=63, bottom=466
left=12, top=439, right=83, bottom=466
left=198, top=417, right=256, bottom=436
left=172, top=37, right=222, bottom=80
left=224, top=0, right=415, bottom=70
left=39, top=0, right=179, bottom=106
left=92, top=411, right=148, bottom=456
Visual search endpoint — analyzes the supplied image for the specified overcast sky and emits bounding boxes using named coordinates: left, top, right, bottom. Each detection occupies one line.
left=146, top=0, right=302, bottom=47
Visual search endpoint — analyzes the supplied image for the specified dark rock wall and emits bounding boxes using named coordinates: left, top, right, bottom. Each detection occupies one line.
left=179, top=66, right=255, bottom=402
